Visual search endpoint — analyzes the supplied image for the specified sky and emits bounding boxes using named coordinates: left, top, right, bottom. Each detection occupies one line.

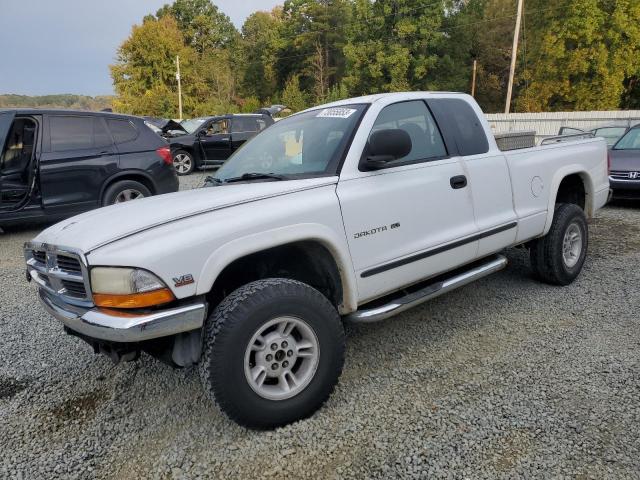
left=0, top=0, right=282, bottom=97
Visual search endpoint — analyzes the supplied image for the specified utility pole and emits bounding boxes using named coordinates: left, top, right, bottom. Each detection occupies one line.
left=176, top=55, right=183, bottom=121
left=471, top=59, right=477, bottom=98
left=505, top=0, right=524, bottom=114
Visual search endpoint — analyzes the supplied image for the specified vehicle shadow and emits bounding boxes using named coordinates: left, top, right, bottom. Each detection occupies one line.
left=607, top=198, right=640, bottom=209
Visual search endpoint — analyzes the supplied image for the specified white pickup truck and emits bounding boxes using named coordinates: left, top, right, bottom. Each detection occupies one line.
left=25, top=92, right=609, bottom=429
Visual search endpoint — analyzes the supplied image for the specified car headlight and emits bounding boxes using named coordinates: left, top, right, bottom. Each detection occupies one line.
left=90, top=267, right=175, bottom=309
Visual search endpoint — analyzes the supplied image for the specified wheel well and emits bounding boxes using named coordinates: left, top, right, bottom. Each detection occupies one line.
left=207, top=241, right=343, bottom=311
left=555, top=174, right=586, bottom=210
left=102, top=174, right=156, bottom=200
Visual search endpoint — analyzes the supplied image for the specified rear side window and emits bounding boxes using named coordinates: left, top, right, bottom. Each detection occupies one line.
left=50, top=116, right=93, bottom=151
left=107, top=119, right=138, bottom=144
left=232, top=117, right=259, bottom=133
left=93, top=118, right=113, bottom=148
left=367, top=100, right=447, bottom=166
left=429, top=98, right=489, bottom=156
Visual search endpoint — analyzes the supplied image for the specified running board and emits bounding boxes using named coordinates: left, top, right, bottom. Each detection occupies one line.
left=345, top=255, right=508, bottom=323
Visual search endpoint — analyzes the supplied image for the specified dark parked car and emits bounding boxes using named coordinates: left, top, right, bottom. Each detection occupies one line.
left=169, top=113, right=274, bottom=175
left=609, top=126, right=640, bottom=199
left=0, top=109, right=179, bottom=226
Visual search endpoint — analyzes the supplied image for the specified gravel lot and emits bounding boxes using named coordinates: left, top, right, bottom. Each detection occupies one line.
left=1, top=176, right=639, bottom=479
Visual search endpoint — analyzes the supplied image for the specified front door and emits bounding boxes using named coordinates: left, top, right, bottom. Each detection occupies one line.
left=337, top=100, right=479, bottom=303
left=0, top=111, right=17, bottom=208
left=40, top=114, right=118, bottom=213
left=199, top=119, right=231, bottom=161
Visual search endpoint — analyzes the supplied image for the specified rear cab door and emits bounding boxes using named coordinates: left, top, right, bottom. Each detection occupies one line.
left=40, top=114, right=118, bottom=213
left=230, top=116, right=261, bottom=151
left=428, top=97, right=518, bottom=257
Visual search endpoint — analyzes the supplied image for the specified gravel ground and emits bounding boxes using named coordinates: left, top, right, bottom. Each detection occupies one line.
left=1, top=179, right=639, bottom=479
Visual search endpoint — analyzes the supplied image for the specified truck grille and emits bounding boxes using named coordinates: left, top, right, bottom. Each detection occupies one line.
left=25, top=244, right=92, bottom=307
left=610, top=170, right=640, bottom=181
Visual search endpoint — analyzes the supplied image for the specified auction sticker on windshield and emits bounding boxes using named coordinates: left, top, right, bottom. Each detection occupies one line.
left=317, top=108, right=357, bottom=119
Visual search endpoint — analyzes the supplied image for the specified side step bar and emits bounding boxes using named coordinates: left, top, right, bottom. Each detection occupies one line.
left=346, top=255, right=508, bottom=323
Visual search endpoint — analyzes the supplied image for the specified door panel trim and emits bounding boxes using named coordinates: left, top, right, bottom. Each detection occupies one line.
left=360, top=221, right=517, bottom=278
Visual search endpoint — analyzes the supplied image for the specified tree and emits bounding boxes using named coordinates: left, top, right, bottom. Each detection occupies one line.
left=281, top=75, right=308, bottom=112
left=279, top=0, right=351, bottom=102
left=343, top=0, right=446, bottom=95
left=156, top=0, right=238, bottom=53
left=110, top=16, right=196, bottom=117
left=521, top=0, right=640, bottom=111
left=241, top=10, right=283, bottom=102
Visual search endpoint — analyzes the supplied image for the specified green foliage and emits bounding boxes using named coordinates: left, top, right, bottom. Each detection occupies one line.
left=110, top=0, right=640, bottom=117
left=522, top=0, right=640, bottom=111
left=343, top=0, right=445, bottom=95
left=110, top=16, right=195, bottom=117
left=281, top=75, right=308, bottom=112
left=241, top=10, right=283, bottom=102
left=0, top=94, right=113, bottom=111
left=156, top=0, right=237, bottom=52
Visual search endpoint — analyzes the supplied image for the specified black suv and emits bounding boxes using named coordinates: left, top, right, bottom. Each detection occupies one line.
left=0, top=109, right=179, bottom=227
left=169, top=113, right=274, bottom=175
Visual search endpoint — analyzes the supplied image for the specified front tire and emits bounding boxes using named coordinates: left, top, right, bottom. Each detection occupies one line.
left=530, top=203, right=588, bottom=285
left=199, top=278, right=345, bottom=429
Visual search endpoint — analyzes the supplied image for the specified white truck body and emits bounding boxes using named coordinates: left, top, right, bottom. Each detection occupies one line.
left=29, top=92, right=609, bottom=312
left=25, top=92, right=609, bottom=426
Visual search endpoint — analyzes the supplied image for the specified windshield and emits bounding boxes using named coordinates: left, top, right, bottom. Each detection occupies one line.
left=614, top=128, right=640, bottom=150
left=181, top=117, right=207, bottom=134
left=213, top=104, right=367, bottom=182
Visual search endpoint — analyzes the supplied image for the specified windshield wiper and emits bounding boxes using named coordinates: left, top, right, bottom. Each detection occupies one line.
left=223, top=172, right=286, bottom=183
left=203, top=176, right=223, bottom=186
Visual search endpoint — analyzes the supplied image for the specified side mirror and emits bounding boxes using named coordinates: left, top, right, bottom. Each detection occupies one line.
left=363, top=129, right=412, bottom=170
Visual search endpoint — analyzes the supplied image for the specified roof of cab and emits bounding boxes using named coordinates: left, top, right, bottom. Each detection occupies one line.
left=306, top=91, right=465, bottom=111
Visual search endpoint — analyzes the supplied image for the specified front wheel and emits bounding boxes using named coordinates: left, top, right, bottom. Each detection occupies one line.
left=530, top=203, right=588, bottom=285
left=199, top=278, right=345, bottom=429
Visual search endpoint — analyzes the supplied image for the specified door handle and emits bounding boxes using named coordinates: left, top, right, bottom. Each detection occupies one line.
left=450, top=175, right=467, bottom=189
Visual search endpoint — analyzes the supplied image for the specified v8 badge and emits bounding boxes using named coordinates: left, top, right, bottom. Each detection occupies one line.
left=173, top=274, right=195, bottom=287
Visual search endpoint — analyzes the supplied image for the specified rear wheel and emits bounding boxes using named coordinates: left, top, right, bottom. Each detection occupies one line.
left=102, top=180, right=151, bottom=206
left=173, top=149, right=195, bottom=175
left=199, top=278, right=345, bottom=429
left=530, top=203, right=588, bottom=285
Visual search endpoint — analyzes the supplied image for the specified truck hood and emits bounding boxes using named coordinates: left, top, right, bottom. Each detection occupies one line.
left=33, top=177, right=337, bottom=253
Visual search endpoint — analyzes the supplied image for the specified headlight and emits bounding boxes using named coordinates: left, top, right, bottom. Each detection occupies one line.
left=90, top=267, right=175, bottom=309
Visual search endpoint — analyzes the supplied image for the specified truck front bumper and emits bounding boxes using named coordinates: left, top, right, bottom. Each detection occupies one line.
left=38, top=288, right=206, bottom=343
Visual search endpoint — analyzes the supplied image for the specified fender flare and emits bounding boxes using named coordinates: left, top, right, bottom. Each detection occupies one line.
left=543, top=165, right=594, bottom=234
left=196, top=223, right=359, bottom=313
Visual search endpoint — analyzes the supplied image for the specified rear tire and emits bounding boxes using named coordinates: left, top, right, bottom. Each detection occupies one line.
left=102, top=180, right=151, bottom=206
left=530, top=203, right=588, bottom=285
left=199, top=278, right=345, bottom=429
left=173, top=149, right=195, bottom=176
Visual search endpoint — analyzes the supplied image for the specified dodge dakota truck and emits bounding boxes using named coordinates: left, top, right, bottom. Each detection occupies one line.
left=25, top=92, right=610, bottom=429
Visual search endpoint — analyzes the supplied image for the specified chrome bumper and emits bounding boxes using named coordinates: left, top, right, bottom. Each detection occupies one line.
left=38, top=289, right=206, bottom=343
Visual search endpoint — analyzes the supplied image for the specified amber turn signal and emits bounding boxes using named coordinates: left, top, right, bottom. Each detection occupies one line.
left=93, top=288, right=175, bottom=309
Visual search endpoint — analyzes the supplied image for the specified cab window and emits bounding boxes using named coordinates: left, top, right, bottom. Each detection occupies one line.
left=368, top=100, right=447, bottom=166
left=205, top=120, right=229, bottom=136
left=50, top=116, right=93, bottom=151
